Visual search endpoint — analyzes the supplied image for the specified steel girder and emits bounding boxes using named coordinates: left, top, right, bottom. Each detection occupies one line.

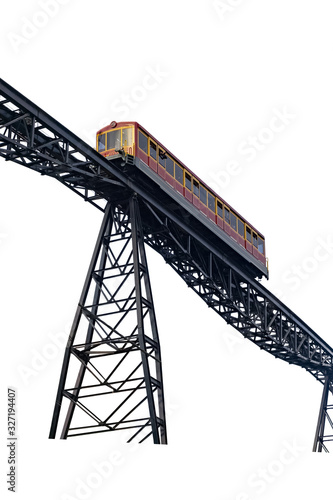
left=1, top=78, right=333, bottom=449
left=49, top=198, right=167, bottom=443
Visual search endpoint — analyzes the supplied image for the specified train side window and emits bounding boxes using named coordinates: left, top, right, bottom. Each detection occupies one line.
left=224, top=207, right=230, bottom=224
left=208, top=192, right=215, bottom=212
left=253, top=232, right=258, bottom=248
left=217, top=201, right=223, bottom=218
left=175, top=164, right=184, bottom=184
left=139, top=130, right=148, bottom=154
left=238, top=219, right=245, bottom=238
left=230, top=212, right=237, bottom=231
left=246, top=226, right=252, bottom=243
left=258, top=237, right=264, bottom=254
left=159, top=148, right=166, bottom=167
left=193, top=179, right=199, bottom=197
left=185, top=172, right=192, bottom=190
left=107, top=129, right=121, bottom=150
left=166, top=156, right=174, bottom=176
left=150, top=140, right=157, bottom=160
left=200, top=185, right=207, bottom=205
left=98, top=134, right=105, bottom=152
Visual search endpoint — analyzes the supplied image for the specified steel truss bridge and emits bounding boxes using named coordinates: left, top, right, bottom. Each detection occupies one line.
left=0, top=78, right=332, bottom=451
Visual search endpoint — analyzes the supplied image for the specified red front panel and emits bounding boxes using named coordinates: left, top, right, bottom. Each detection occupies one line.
left=217, top=217, right=224, bottom=230
left=104, top=149, right=118, bottom=158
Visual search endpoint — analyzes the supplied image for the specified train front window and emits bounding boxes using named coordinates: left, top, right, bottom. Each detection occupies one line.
left=150, top=141, right=157, bottom=160
left=139, top=131, right=148, bottom=153
left=208, top=192, right=215, bottom=212
left=258, top=237, right=264, bottom=255
left=193, top=179, right=199, bottom=197
left=185, top=172, right=191, bottom=190
left=122, top=128, right=133, bottom=148
left=230, top=212, right=237, bottom=231
left=107, top=129, right=121, bottom=150
left=98, top=134, right=105, bottom=152
left=217, top=201, right=223, bottom=218
left=175, top=164, right=183, bottom=184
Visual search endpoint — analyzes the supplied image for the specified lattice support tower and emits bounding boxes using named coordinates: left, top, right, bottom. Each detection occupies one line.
left=49, top=196, right=167, bottom=444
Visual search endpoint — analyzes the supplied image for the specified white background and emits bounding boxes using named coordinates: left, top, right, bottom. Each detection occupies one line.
left=1, top=0, right=333, bottom=498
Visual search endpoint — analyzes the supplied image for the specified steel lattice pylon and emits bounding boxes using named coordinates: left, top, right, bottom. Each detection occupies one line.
left=49, top=196, right=167, bottom=444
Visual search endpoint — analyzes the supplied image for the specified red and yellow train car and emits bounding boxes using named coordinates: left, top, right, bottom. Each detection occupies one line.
left=96, top=121, right=268, bottom=279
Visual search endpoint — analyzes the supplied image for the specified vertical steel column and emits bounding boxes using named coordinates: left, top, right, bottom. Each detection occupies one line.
left=313, top=375, right=330, bottom=452
left=130, top=196, right=167, bottom=444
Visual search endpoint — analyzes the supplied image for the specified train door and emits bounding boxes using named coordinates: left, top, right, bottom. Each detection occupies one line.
left=122, top=126, right=134, bottom=156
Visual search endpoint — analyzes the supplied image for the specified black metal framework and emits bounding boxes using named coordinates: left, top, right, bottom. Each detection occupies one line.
left=1, top=77, right=333, bottom=449
left=49, top=197, right=166, bottom=443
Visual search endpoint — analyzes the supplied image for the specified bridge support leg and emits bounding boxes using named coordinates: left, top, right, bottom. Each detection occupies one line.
left=49, top=196, right=167, bottom=444
left=313, top=375, right=333, bottom=452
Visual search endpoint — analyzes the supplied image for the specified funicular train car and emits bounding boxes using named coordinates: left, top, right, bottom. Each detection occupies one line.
left=96, top=121, right=268, bottom=279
